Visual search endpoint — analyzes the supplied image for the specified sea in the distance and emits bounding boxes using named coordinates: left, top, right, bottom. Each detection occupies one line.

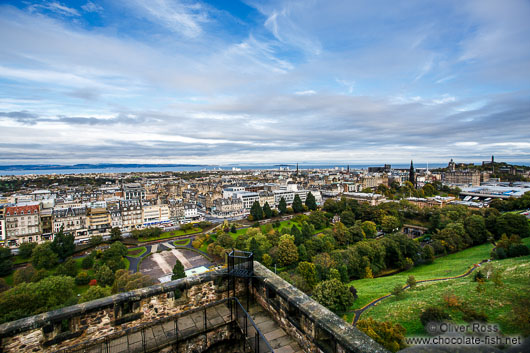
left=0, top=163, right=480, bottom=176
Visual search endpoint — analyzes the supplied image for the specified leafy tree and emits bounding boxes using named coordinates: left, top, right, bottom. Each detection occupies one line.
left=308, top=210, right=328, bottom=229
left=79, top=286, right=111, bottom=303
left=298, top=244, right=308, bottom=262
left=495, top=213, right=530, bottom=239
left=13, top=265, right=37, bottom=285
left=112, top=269, right=154, bottom=293
left=217, top=232, right=235, bottom=248
left=56, top=258, right=78, bottom=277
left=110, top=227, right=123, bottom=241
left=361, top=221, right=377, bottom=238
left=300, top=221, right=315, bottom=241
left=277, top=235, right=298, bottom=266
left=250, top=201, right=264, bottom=221
left=32, top=242, right=58, bottom=270
left=292, top=194, right=304, bottom=213
left=297, top=261, right=317, bottom=289
left=305, top=192, right=317, bottom=211
left=278, top=197, right=287, bottom=215
left=291, top=225, right=303, bottom=245
left=51, top=228, right=75, bottom=260
left=230, top=224, right=237, bottom=233
left=95, top=264, right=114, bottom=287
left=464, top=215, right=488, bottom=245
left=18, top=242, right=37, bottom=259
left=261, top=253, right=272, bottom=267
left=357, top=318, right=406, bottom=352
left=0, top=276, right=75, bottom=323
left=82, top=255, right=94, bottom=269
left=381, top=215, right=401, bottom=233
left=75, top=271, right=90, bottom=285
left=332, top=222, right=352, bottom=246
left=340, top=210, right=356, bottom=227
left=172, top=259, right=186, bottom=280
left=349, top=285, right=358, bottom=299
left=89, top=235, right=103, bottom=246
left=406, top=275, right=417, bottom=289
left=423, top=244, right=435, bottom=264
left=0, top=247, right=13, bottom=276
left=422, top=183, right=436, bottom=197
left=263, top=202, right=273, bottom=219
left=0, top=279, right=8, bottom=293
left=313, top=279, right=354, bottom=312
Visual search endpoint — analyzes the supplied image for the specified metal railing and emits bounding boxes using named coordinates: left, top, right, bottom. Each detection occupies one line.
left=52, top=297, right=273, bottom=353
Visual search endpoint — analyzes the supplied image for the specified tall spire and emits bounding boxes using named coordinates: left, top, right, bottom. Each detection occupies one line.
left=409, top=160, right=415, bottom=186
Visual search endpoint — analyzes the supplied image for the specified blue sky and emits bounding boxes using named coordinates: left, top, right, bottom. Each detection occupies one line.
left=0, top=0, right=529, bottom=165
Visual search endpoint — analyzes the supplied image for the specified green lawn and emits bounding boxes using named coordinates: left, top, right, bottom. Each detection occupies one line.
left=173, top=239, right=190, bottom=246
left=13, top=256, right=30, bottom=265
left=346, top=241, right=495, bottom=312
left=138, top=227, right=202, bottom=242
left=359, top=254, right=530, bottom=336
left=127, top=246, right=147, bottom=258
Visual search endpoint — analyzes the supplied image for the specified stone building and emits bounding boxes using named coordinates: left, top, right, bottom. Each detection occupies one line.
left=442, top=171, right=481, bottom=186
left=4, top=204, right=41, bottom=247
left=52, top=206, right=87, bottom=239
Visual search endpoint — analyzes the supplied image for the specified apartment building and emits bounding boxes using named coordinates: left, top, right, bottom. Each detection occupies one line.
left=120, top=200, right=143, bottom=231
left=52, top=206, right=88, bottom=238
left=4, top=204, right=41, bottom=247
left=212, top=197, right=244, bottom=217
left=443, top=171, right=481, bottom=186
left=87, top=207, right=111, bottom=236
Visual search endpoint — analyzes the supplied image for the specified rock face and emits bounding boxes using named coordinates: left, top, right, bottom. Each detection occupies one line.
left=0, top=263, right=387, bottom=353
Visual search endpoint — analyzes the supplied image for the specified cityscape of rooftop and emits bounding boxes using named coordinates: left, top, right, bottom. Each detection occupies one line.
left=1, top=1, right=530, bottom=353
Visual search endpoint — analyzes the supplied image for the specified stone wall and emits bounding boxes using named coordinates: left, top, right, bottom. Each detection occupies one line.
left=252, top=262, right=388, bottom=353
left=0, top=270, right=227, bottom=352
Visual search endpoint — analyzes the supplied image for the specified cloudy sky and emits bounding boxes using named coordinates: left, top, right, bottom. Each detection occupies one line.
left=0, top=0, right=529, bottom=165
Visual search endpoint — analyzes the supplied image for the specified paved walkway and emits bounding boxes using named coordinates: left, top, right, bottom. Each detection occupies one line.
left=248, top=303, right=304, bottom=353
left=351, top=260, right=488, bottom=324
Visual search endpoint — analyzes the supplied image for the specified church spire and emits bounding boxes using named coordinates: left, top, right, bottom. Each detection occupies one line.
left=409, top=160, right=415, bottom=186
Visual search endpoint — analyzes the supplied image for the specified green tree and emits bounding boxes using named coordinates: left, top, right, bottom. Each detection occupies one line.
left=340, top=210, right=356, bottom=227
left=262, top=253, right=272, bottom=267
left=95, top=264, right=114, bottom=287
left=172, top=259, right=186, bottom=280
left=0, top=247, right=13, bottom=276
left=250, top=201, right=264, bottom=221
left=110, top=227, right=122, bottom=241
left=56, top=258, right=78, bottom=277
left=332, top=222, right=352, bottom=246
left=300, top=221, right=315, bottom=241
left=81, top=255, right=94, bottom=269
left=79, top=286, right=111, bottom=303
left=75, top=271, right=90, bottom=285
left=464, top=214, right=488, bottom=245
left=495, top=213, right=530, bottom=239
left=361, top=221, right=377, bottom=238
left=305, top=192, right=317, bottom=211
left=381, top=215, right=401, bottom=233
left=278, top=197, right=287, bottom=215
left=308, top=210, right=328, bottom=229
left=292, top=194, right=304, bottom=213
left=32, top=242, right=58, bottom=270
left=217, top=232, right=235, bottom=248
left=313, top=279, right=354, bottom=312
left=230, top=224, right=237, bottom=233
left=422, top=183, right=436, bottom=197
left=277, top=235, right=298, bottom=266
left=296, top=261, right=317, bottom=289
left=112, top=269, right=154, bottom=293
left=13, top=265, right=37, bottom=285
left=18, top=242, right=37, bottom=259
left=357, top=318, right=406, bottom=352
left=51, top=228, right=75, bottom=260
left=423, top=244, right=435, bottom=264
left=263, top=202, right=273, bottom=219
left=406, top=275, right=417, bottom=289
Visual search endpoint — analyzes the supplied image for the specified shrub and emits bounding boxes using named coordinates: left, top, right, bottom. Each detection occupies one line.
left=79, top=286, right=111, bottom=303
left=460, top=305, right=488, bottom=323
left=442, top=293, right=461, bottom=308
left=18, top=242, right=37, bottom=259
left=75, top=272, right=90, bottom=285
left=420, top=306, right=451, bottom=328
left=391, top=284, right=404, bottom=298
left=81, top=255, right=94, bottom=269
left=313, top=279, right=354, bottom=313
left=89, top=279, right=97, bottom=286
left=406, top=275, right=417, bottom=289
left=357, top=318, right=406, bottom=352
left=473, top=270, right=485, bottom=282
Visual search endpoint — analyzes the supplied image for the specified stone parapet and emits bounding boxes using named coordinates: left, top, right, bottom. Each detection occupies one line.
left=252, top=262, right=388, bottom=353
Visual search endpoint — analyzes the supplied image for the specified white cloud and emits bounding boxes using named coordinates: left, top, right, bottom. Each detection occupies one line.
left=81, top=1, right=103, bottom=14
left=28, top=2, right=80, bottom=17
left=294, top=90, right=316, bottom=96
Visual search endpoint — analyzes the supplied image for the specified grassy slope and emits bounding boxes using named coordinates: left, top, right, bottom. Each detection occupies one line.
left=138, top=227, right=202, bottom=242
left=347, top=242, right=495, bottom=312
left=361, top=253, right=530, bottom=336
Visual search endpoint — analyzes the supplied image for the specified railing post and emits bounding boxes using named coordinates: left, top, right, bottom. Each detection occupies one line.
left=141, top=327, right=146, bottom=352
left=255, top=332, right=259, bottom=353
left=174, top=317, right=179, bottom=352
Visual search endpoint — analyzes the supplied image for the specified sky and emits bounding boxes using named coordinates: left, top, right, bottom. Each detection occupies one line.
left=0, top=0, right=529, bottom=166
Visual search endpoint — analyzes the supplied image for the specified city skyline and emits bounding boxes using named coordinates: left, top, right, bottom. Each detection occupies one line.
left=1, top=0, right=530, bottom=165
